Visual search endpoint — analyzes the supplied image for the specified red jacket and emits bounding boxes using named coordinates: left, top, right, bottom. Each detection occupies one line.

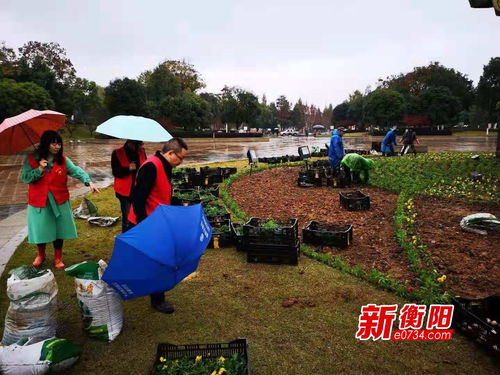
left=27, top=154, right=69, bottom=207
left=128, top=154, right=171, bottom=224
left=113, top=146, right=147, bottom=197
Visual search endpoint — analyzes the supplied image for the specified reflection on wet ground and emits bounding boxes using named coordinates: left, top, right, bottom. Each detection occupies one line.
left=0, top=135, right=496, bottom=209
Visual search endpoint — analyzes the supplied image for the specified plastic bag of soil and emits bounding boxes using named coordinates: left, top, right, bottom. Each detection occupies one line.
left=0, top=336, right=81, bottom=375
left=65, top=260, right=123, bottom=341
left=460, top=213, right=500, bottom=235
left=2, top=266, right=58, bottom=345
left=73, top=197, right=98, bottom=219
left=87, top=216, right=120, bottom=227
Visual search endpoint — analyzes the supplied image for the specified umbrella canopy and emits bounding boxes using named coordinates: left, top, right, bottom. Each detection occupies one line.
left=96, top=115, right=172, bottom=142
left=312, top=124, right=325, bottom=130
left=0, top=109, right=66, bottom=155
left=102, top=204, right=212, bottom=300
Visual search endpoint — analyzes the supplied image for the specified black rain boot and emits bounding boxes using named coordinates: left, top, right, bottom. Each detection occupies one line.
left=150, top=292, right=175, bottom=314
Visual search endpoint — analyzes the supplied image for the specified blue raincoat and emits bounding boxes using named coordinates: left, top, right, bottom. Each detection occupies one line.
left=381, top=129, right=397, bottom=154
left=328, top=130, right=345, bottom=168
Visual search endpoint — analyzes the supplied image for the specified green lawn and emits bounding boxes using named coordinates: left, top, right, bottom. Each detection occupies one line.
left=1, top=157, right=499, bottom=374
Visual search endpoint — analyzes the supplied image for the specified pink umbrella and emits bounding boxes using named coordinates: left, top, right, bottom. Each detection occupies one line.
left=0, top=109, right=66, bottom=155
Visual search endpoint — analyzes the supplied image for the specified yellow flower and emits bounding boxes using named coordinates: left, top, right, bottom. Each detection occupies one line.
left=195, top=355, right=202, bottom=363
left=211, top=371, right=217, bottom=375
left=162, top=365, right=168, bottom=370
left=437, top=275, right=446, bottom=283
left=160, top=357, right=166, bottom=363
left=218, top=356, right=225, bottom=363
left=218, top=368, right=227, bottom=375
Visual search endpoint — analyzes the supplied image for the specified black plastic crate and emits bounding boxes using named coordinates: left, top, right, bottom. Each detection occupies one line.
left=221, top=167, right=238, bottom=178
left=208, top=231, right=232, bottom=248
left=199, top=191, right=217, bottom=204
left=327, top=176, right=347, bottom=188
left=452, top=295, right=500, bottom=355
left=247, top=240, right=300, bottom=265
left=243, top=218, right=299, bottom=246
left=303, top=221, right=353, bottom=249
left=311, top=159, right=330, bottom=168
left=172, top=189, right=201, bottom=206
left=200, top=166, right=222, bottom=176
left=339, top=191, right=370, bottom=211
left=199, top=184, right=219, bottom=197
left=204, top=203, right=231, bottom=223
left=231, top=222, right=246, bottom=251
left=152, top=339, right=249, bottom=375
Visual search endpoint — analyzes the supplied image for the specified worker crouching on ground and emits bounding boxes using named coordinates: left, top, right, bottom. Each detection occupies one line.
left=340, top=153, right=376, bottom=185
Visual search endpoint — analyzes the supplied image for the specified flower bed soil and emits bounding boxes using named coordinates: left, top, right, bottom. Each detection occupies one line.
left=229, top=167, right=418, bottom=285
left=414, top=196, right=500, bottom=299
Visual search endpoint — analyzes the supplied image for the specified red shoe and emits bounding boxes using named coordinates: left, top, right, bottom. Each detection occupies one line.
left=32, top=254, right=46, bottom=267
left=54, top=249, right=65, bottom=269
left=32, top=246, right=46, bottom=267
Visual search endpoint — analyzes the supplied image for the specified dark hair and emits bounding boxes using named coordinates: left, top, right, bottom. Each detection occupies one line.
left=162, top=137, right=188, bottom=153
left=36, top=130, right=64, bottom=165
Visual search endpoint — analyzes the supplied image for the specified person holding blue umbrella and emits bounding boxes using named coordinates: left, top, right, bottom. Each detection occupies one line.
left=127, top=137, right=189, bottom=314
left=111, top=140, right=147, bottom=232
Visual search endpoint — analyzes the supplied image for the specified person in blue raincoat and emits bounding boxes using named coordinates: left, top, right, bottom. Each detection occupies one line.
left=328, top=127, right=346, bottom=170
left=381, top=126, right=397, bottom=156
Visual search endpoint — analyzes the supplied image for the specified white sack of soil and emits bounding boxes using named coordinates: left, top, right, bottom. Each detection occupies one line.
left=65, top=260, right=123, bottom=341
left=2, top=266, right=58, bottom=345
left=0, top=336, right=81, bottom=375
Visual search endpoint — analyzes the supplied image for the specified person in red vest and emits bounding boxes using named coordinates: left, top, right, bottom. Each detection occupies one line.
left=21, top=130, right=99, bottom=269
left=111, top=140, right=147, bottom=232
left=128, top=137, right=188, bottom=314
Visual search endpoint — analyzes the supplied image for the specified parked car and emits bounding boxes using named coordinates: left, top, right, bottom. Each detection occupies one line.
left=280, top=129, right=298, bottom=136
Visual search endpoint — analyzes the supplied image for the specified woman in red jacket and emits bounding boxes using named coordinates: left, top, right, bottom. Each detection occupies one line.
left=21, top=130, right=99, bottom=268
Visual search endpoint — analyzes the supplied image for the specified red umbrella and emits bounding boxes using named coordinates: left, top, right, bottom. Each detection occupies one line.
left=0, top=109, right=66, bottom=155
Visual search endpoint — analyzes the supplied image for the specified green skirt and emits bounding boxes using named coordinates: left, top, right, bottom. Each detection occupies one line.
left=27, top=193, right=77, bottom=244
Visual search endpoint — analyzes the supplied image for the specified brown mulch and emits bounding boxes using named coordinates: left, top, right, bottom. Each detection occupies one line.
left=415, top=196, right=500, bottom=299
left=229, top=166, right=418, bottom=285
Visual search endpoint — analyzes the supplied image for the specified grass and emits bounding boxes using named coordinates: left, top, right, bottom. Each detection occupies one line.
left=1, top=158, right=499, bottom=374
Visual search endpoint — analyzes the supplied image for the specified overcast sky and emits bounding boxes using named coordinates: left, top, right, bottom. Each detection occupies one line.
left=1, top=0, right=498, bottom=108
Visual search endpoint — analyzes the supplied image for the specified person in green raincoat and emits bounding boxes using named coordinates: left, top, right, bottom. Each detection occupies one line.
left=340, top=153, right=376, bottom=184
left=21, top=130, right=99, bottom=269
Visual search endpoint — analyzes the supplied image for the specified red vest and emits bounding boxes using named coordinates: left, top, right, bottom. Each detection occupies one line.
left=128, top=154, right=171, bottom=224
left=113, top=146, right=147, bottom=197
left=27, top=154, right=70, bottom=208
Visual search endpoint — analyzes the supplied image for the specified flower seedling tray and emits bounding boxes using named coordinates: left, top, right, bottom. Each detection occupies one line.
left=339, top=191, right=370, bottom=211
left=452, top=295, right=500, bottom=355
left=230, top=222, right=246, bottom=251
left=152, top=339, right=249, bottom=375
left=246, top=240, right=300, bottom=265
left=208, top=219, right=232, bottom=249
left=303, top=221, right=353, bottom=249
left=243, top=218, right=298, bottom=246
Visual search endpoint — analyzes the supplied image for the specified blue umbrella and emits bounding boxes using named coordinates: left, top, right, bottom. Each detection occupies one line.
left=102, top=204, right=212, bottom=300
left=96, top=115, right=173, bottom=142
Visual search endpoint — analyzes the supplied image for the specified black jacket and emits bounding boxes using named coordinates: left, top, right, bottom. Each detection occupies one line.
left=130, top=151, right=172, bottom=223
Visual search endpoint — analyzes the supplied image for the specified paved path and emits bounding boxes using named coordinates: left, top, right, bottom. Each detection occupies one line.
left=0, top=180, right=111, bottom=277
